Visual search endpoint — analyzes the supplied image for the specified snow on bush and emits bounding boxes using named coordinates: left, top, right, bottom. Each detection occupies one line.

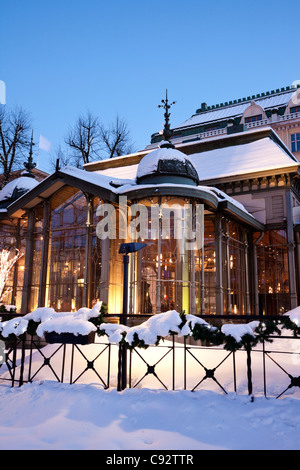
left=24, top=307, right=56, bottom=324
left=1, top=302, right=300, bottom=351
left=122, top=311, right=213, bottom=347
left=0, top=316, right=29, bottom=338
left=35, top=302, right=103, bottom=337
left=36, top=316, right=97, bottom=337
left=284, top=306, right=300, bottom=327
left=221, top=321, right=260, bottom=343
left=99, top=323, right=129, bottom=343
left=0, top=302, right=103, bottom=340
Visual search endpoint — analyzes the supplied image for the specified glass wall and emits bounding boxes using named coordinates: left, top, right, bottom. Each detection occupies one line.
left=29, top=206, right=43, bottom=312
left=227, top=221, right=248, bottom=315
left=255, top=230, right=290, bottom=315
left=45, top=187, right=87, bottom=312
left=127, top=197, right=206, bottom=315
left=90, top=196, right=104, bottom=306
left=0, top=219, right=27, bottom=312
left=203, top=217, right=216, bottom=315
left=3, top=185, right=290, bottom=318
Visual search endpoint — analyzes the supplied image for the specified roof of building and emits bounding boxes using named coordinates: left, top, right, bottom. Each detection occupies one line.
left=173, top=86, right=298, bottom=131
left=1, top=160, right=264, bottom=230
left=136, top=143, right=199, bottom=185
left=0, top=176, right=40, bottom=209
left=0, top=168, right=48, bottom=187
left=2, top=127, right=298, bottom=232
left=96, top=128, right=299, bottom=184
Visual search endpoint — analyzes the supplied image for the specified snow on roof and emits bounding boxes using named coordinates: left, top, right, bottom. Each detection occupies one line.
left=60, top=165, right=118, bottom=191
left=60, top=165, right=254, bottom=218
left=6, top=132, right=295, bottom=224
left=114, top=182, right=255, bottom=218
left=96, top=164, right=138, bottom=180
left=136, top=146, right=196, bottom=181
left=0, top=176, right=39, bottom=201
left=96, top=136, right=298, bottom=184
left=188, top=137, right=298, bottom=182
left=174, top=89, right=295, bottom=129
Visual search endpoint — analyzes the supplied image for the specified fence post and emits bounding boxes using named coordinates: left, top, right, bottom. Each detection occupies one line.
left=117, top=342, right=127, bottom=391
left=19, top=336, right=26, bottom=387
left=246, top=342, right=254, bottom=401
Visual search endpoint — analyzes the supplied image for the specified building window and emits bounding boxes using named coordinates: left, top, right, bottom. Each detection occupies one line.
left=204, top=125, right=221, bottom=132
left=245, top=115, right=262, bottom=123
left=290, top=106, right=300, bottom=114
left=291, top=133, right=300, bottom=152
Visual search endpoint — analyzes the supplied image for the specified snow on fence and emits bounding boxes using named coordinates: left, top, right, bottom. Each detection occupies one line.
left=1, top=304, right=300, bottom=400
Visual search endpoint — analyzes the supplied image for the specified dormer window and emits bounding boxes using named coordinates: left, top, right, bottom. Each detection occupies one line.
left=290, top=106, right=300, bottom=114
left=245, top=114, right=262, bottom=123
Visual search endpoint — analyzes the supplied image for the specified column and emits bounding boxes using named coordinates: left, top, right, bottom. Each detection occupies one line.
left=296, top=231, right=300, bottom=305
left=21, top=209, right=36, bottom=314
left=286, top=190, right=297, bottom=309
left=156, top=209, right=162, bottom=314
left=38, top=200, right=50, bottom=307
left=244, top=230, right=251, bottom=315
left=83, top=195, right=93, bottom=307
left=215, top=213, right=224, bottom=315
left=224, top=220, right=232, bottom=315
left=11, top=218, right=21, bottom=305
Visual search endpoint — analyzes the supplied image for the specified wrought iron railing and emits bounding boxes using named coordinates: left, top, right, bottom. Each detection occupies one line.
left=1, top=314, right=300, bottom=401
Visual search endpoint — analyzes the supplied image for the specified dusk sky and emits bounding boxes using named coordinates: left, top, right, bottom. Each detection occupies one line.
left=1, top=0, right=299, bottom=173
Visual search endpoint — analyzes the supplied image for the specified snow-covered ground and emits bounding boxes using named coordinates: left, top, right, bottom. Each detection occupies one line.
left=0, top=333, right=300, bottom=450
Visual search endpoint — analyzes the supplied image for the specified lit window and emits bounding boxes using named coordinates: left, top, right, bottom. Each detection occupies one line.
left=245, top=114, right=262, bottom=123
left=291, top=133, right=300, bottom=152
left=290, top=106, right=300, bottom=114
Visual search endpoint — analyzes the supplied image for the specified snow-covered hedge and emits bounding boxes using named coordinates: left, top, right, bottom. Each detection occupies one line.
left=0, top=304, right=17, bottom=314
left=1, top=303, right=300, bottom=352
left=99, top=307, right=300, bottom=352
left=0, top=302, right=104, bottom=343
left=99, top=311, right=215, bottom=348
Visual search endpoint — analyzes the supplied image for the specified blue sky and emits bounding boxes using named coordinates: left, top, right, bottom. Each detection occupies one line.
left=1, top=0, right=299, bottom=173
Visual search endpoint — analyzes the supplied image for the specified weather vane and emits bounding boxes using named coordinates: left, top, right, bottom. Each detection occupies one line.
left=24, top=131, right=36, bottom=177
left=158, top=89, right=176, bottom=142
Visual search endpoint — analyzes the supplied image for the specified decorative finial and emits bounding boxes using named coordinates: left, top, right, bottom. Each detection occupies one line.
left=158, top=90, right=176, bottom=143
left=23, top=131, right=36, bottom=177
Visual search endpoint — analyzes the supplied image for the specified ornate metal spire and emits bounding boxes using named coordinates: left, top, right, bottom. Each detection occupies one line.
left=24, top=131, right=36, bottom=177
left=158, top=90, right=176, bottom=143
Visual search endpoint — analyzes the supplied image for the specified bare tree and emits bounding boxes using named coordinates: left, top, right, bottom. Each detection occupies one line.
left=0, top=106, right=32, bottom=186
left=48, top=144, right=73, bottom=172
left=101, top=115, right=134, bottom=158
left=65, top=111, right=102, bottom=167
left=65, top=111, right=135, bottom=168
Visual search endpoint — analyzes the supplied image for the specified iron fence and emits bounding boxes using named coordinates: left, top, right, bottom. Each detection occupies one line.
left=0, top=314, right=300, bottom=401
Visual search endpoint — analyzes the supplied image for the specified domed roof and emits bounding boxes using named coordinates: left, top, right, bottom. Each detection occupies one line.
left=0, top=176, right=38, bottom=209
left=136, top=142, right=199, bottom=186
